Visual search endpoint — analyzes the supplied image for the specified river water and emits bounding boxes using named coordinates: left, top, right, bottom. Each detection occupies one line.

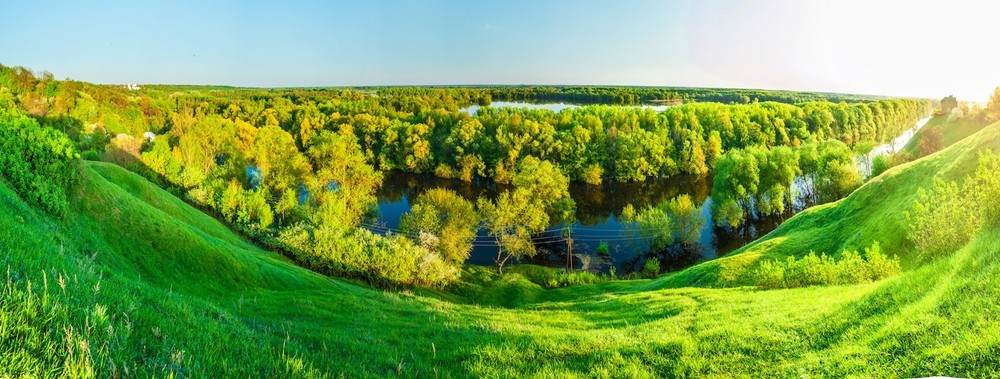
left=461, top=101, right=673, bottom=115
left=366, top=114, right=931, bottom=274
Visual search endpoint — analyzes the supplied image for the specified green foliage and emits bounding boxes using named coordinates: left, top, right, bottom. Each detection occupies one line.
left=400, top=188, right=480, bottom=263
left=479, top=158, right=572, bottom=274
left=3, top=110, right=1000, bottom=376
left=905, top=177, right=981, bottom=258
left=905, top=152, right=1000, bottom=258
left=478, top=189, right=549, bottom=275
left=275, top=223, right=458, bottom=288
left=814, top=139, right=860, bottom=202
left=596, top=241, right=610, bottom=256
left=643, top=257, right=661, bottom=278
left=0, top=107, right=81, bottom=217
left=627, top=202, right=673, bottom=249
left=751, top=242, right=901, bottom=289
left=869, top=153, right=892, bottom=178
left=624, top=194, right=706, bottom=250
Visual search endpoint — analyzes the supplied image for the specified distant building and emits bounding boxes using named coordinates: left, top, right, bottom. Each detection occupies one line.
left=125, top=84, right=141, bottom=91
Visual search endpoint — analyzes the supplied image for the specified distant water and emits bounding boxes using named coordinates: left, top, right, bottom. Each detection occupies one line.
left=461, top=101, right=673, bottom=116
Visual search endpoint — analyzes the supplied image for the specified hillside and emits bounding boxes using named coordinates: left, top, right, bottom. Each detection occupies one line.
left=645, top=117, right=1000, bottom=289
left=4, top=122, right=1000, bottom=376
left=902, top=114, right=991, bottom=155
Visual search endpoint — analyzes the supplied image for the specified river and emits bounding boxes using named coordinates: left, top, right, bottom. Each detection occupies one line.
left=365, top=114, right=932, bottom=274
left=461, top=101, right=673, bottom=115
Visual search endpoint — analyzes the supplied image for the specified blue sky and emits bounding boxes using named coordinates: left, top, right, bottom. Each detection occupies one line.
left=1, top=0, right=997, bottom=100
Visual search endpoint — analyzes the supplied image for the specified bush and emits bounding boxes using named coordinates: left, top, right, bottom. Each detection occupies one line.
left=643, top=258, right=661, bottom=278
left=271, top=223, right=460, bottom=288
left=869, top=154, right=892, bottom=178
left=751, top=242, right=901, bottom=289
left=752, top=260, right=785, bottom=288
left=596, top=241, right=610, bottom=256
left=904, top=153, right=1000, bottom=258
left=0, top=108, right=81, bottom=217
left=905, top=177, right=981, bottom=257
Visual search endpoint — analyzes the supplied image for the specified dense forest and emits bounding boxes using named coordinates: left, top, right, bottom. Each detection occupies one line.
left=0, top=64, right=932, bottom=286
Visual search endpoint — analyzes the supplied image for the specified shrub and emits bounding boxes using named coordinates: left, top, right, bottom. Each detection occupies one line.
left=752, top=260, right=785, bottom=289
left=271, top=223, right=460, bottom=288
left=81, top=150, right=100, bottom=161
left=643, top=258, right=661, bottom=278
left=596, top=241, right=610, bottom=256
left=751, top=242, right=901, bottom=289
left=966, top=152, right=1000, bottom=226
left=784, top=252, right=837, bottom=287
left=862, top=242, right=901, bottom=279
left=905, top=177, right=981, bottom=257
left=869, top=154, right=892, bottom=178
left=582, top=164, right=603, bottom=185
left=0, top=108, right=81, bottom=217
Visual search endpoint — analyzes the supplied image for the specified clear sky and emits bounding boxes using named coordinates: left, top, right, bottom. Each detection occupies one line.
left=1, top=0, right=997, bottom=100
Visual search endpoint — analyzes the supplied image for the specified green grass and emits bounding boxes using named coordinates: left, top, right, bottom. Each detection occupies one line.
left=902, top=114, right=990, bottom=155
left=4, top=121, right=1000, bottom=376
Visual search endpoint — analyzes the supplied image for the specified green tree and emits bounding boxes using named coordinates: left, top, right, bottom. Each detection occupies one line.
left=400, top=188, right=480, bottom=263
left=477, top=189, right=548, bottom=275
left=478, top=157, right=571, bottom=274
left=665, top=194, right=705, bottom=247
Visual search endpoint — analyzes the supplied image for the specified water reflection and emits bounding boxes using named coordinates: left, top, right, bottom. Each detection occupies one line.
left=367, top=116, right=930, bottom=274
left=370, top=171, right=795, bottom=274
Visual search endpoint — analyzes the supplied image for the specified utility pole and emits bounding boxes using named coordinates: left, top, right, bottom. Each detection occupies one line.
left=566, top=227, right=573, bottom=272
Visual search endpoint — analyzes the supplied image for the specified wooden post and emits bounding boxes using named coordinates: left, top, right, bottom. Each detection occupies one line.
left=566, top=228, right=573, bottom=272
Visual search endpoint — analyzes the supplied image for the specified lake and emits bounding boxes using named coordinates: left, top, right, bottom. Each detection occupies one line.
left=365, top=114, right=931, bottom=274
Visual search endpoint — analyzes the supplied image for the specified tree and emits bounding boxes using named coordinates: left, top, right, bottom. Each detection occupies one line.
left=870, top=154, right=892, bottom=179
left=940, top=95, right=958, bottom=114
left=705, top=130, right=723, bottom=168
left=665, top=195, right=705, bottom=247
left=307, top=131, right=383, bottom=227
left=479, top=157, right=571, bottom=274
left=477, top=189, right=548, bottom=275
left=513, top=156, right=570, bottom=209
left=252, top=125, right=311, bottom=194
left=916, top=127, right=943, bottom=157
left=400, top=188, right=480, bottom=263
left=711, top=149, right=759, bottom=227
left=815, top=140, right=859, bottom=201
left=985, top=87, right=1000, bottom=122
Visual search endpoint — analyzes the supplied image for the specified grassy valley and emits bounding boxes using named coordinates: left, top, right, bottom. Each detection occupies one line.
left=4, top=108, right=1000, bottom=376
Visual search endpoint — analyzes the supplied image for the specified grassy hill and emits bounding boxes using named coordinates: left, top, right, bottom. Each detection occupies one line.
left=902, top=114, right=991, bottom=155
left=649, top=116, right=1000, bottom=290
left=4, top=121, right=1000, bottom=376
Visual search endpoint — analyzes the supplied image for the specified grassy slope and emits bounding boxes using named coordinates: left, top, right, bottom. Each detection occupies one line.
left=3, top=121, right=1000, bottom=376
left=902, top=114, right=990, bottom=155
left=648, top=118, right=1000, bottom=290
